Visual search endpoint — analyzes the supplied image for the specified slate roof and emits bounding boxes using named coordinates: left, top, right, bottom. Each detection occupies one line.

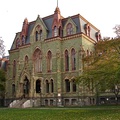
left=10, top=9, right=100, bottom=50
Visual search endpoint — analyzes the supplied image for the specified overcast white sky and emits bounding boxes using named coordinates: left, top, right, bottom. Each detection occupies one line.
left=0, top=0, right=120, bottom=55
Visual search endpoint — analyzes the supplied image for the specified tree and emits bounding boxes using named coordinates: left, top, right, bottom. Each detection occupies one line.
left=77, top=38, right=120, bottom=104
left=0, top=37, right=5, bottom=57
left=0, top=69, right=6, bottom=98
left=113, top=25, right=120, bottom=38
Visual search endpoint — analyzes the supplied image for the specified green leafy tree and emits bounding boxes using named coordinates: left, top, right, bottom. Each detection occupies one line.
left=77, top=38, right=120, bottom=104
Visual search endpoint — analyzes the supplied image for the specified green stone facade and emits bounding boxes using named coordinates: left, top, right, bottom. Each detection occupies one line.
left=5, top=7, right=100, bottom=107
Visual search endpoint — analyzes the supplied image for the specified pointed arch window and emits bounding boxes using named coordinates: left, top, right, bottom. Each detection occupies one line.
left=87, top=50, right=89, bottom=56
left=84, top=24, right=90, bottom=37
left=66, top=23, right=73, bottom=35
left=59, top=26, right=62, bottom=37
left=65, top=79, right=70, bottom=92
left=35, top=25, right=43, bottom=41
left=71, top=48, right=76, bottom=70
left=46, top=80, right=49, bottom=93
left=47, top=51, right=52, bottom=72
left=36, top=79, right=41, bottom=93
left=50, top=79, right=54, bottom=93
left=13, top=60, right=16, bottom=79
left=65, top=50, right=69, bottom=71
left=40, top=30, right=42, bottom=40
left=54, top=26, right=58, bottom=37
left=12, top=84, right=15, bottom=95
left=35, top=31, right=39, bottom=41
left=72, top=79, right=76, bottom=92
left=25, top=55, right=28, bottom=64
left=33, top=49, right=42, bottom=72
left=96, top=32, right=101, bottom=41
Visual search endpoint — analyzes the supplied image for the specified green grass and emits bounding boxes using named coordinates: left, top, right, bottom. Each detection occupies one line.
left=0, top=106, right=120, bottom=120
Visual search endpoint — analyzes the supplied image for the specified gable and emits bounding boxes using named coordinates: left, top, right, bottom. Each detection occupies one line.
left=63, top=17, right=77, bottom=36
left=30, top=15, right=48, bottom=42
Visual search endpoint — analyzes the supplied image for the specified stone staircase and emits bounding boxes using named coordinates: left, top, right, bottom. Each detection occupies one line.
left=9, top=99, right=27, bottom=108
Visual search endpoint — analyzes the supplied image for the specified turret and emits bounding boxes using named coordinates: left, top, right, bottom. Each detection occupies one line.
left=52, top=7, right=63, bottom=37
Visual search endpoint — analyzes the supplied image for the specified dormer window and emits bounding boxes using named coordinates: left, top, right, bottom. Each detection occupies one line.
left=96, top=32, right=101, bottom=41
left=22, top=35, right=25, bottom=45
left=16, top=38, right=20, bottom=48
left=66, top=23, right=73, bottom=35
left=84, top=24, right=90, bottom=37
left=35, top=25, right=43, bottom=41
left=54, top=26, right=58, bottom=37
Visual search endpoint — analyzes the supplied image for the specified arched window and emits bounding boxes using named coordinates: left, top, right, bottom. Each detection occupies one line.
left=66, top=23, right=73, bottom=35
left=36, top=79, right=41, bottom=93
left=54, top=26, right=58, bottom=37
left=13, top=60, right=16, bottom=79
left=84, top=24, right=90, bottom=37
left=72, top=79, right=76, bottom=92
left=50, top=79, right=54, bottom=93
left=47, top=51, right=52, bottom=72
left=46, top=80, right=49, bottom=93
left=33, top=49, right=42, bottom=72
left=96, top=32, right=101, bottom=41
left=59, top=26, right=62, bottom=37
left=71, top=48, right=76, bottom=70
left=25, top=55, right=28, bottom=64
left=87, top=50, right=90, bottom=56
left=65, top=79, right=70, bottom=92
left=35, top=31, right=38, bottom=41
left=65, top=50, right=69, bottom=71
left=12, top=84, right=15, bottom=95
left=40, top=30, right=42, bottom=40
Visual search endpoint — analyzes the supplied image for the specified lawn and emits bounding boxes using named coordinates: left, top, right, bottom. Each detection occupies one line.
left=0, top=106, right=120, bottom=120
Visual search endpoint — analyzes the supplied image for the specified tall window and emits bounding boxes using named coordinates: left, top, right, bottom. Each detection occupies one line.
left=71, top=48, right=76, bottom=70
left=12, top=84, right=15, bottom=95
left=85, top=24, right=90, bottom=37
left=54, top=26, right=58, bottom=37
left=36, top=79, right=41, bottom=93
left=72, top=79, right=76, bottom=92
left=16, top=38, right=20, bottom=48
left=13, top=60, right=16, bottom=79
left=59, top=26, right=62, bottom=37
left=35, top=25, right=43, bottom=41
left=65, top=50, right=69, bottom=71
left=65, top=79, right=70, bottom=92
left=40, top=30, right=42, bottom=40
left=66, top=23, right=73, bottom=35
left=96, top=32, right=101, bottom=41
left=35, top=31, right=38, bottom=41
left=47, top=51, right=52, bottom=72
left=46, top=80, right=49, bottom=93
left=50, top=79, right=54, bottom=93
left=33, top=49, right=42, bottom=72
left=22, top=35, right=25, bottom=45
left=25, top=55, right=28, bottom=64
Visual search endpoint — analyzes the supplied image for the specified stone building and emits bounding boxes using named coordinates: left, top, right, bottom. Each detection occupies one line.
left=5, top=6, right=101, bottom=107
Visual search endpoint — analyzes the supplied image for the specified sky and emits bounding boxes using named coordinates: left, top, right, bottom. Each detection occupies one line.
left=0, top=0, right=120, bottom=56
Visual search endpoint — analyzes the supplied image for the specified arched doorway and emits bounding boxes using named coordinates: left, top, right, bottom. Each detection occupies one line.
left=23, top=76, right=29, bottom=98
